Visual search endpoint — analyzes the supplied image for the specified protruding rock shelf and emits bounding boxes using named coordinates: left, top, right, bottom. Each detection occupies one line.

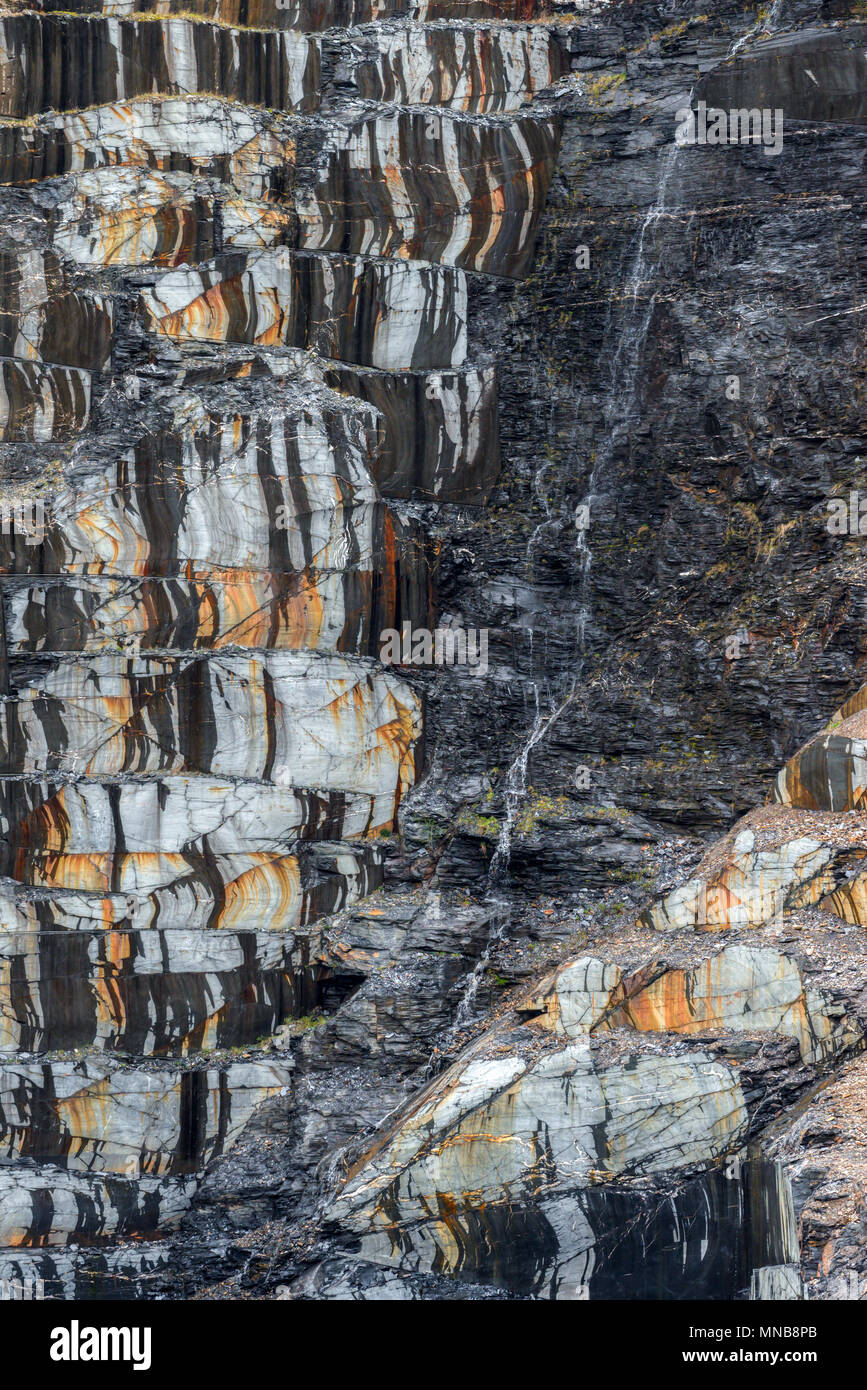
left=0, top=928, right=329, bottom=1054
left=0, top=14, right=320, bottom=117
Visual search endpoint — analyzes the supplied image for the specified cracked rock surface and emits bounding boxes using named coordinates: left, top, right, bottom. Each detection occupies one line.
left=1, top=0, right=867, bottom=1304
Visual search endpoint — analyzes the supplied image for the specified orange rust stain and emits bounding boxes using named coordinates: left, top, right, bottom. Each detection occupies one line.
left=219, top=854, right=302, bottom=930
left=155, top=282, right=231, bottom=341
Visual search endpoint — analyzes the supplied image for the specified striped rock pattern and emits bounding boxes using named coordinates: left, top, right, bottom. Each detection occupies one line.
left=774, top=708, right=867, bottom=812
left=0, top=13, right=320, bottom=117
left=307, top=681, right=867, bottom=1295
left=297, top=110, right=560, bottom=277
left=0, top=1058, right=291, bottom=1174
left=141, top=250, right=468, bottom=368
left=0, top=361, right=91, bottom=441
left=642, top=682, right=867, bottom=935
left=350, top=24, right=565, bottom=112
left=0, top=1166, right=196, bottom=1247
left=523, top=946, right=861, bottom=1066
left=316, top=1039, right=752, bottom=1291
left=0, top=928, right=325, bottom=1055
left=0, top=0, right=559, bottom=1254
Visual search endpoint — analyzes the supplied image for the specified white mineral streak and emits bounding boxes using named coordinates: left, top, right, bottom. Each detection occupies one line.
left=360, top=26, right=560, bottom=111
left=0, top=1165, right=197, bottom=1245
left=0, top=363, right=90, bottom=441
left=0, top=652, right=421, bottom=794
left=0, top=1059, right=292, bottom=1175
left=24, top=100, right=293, bottom=201
left=643, top=836, right=834, bottom=930
left=141, top=249, right=468, bottom=369
left=37, top=407, right=379, bottom=577
left=334, top=1042, right=747, bottom=1230
left=1, top=780, right=389, bottom=864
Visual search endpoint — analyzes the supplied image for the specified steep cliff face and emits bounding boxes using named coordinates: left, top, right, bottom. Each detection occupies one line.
left=0, top=0, right=865, bottom=1302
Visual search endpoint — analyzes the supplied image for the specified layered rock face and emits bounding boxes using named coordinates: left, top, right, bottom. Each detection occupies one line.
left=293, top=686, right=867, bottom=1299
left=3, top=0, right=867, bottom=1306
left=0, top=0, right=560, bottom=1282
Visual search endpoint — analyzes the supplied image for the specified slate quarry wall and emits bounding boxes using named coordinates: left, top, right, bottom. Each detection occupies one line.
left=1, top=0, right=866, bottom=1304
left=0, top=0, right=561, bottom=1281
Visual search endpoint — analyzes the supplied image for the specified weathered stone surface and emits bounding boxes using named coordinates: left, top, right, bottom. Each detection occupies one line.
left=0, top=1058, right=291, bottom=1174
left=0, top=652, right=421, bottom=791
left=350, top=25, right=565, bottom=113
left=324, top=363, right=499, bottom=501
left=0, top=360, right=90, bottom=441
left=0, top=1163, right=196, bottom=1245
left=0, top=250, right=111, bottom=369
left=0, top=777, right=396, bottom=880
left=0, top=927, right=326, bottom=1054
left=520, top=954, right=621, bottom=1034
left=0, top=14, right=320, bottom=117
left=764, top=1050, right=867, bottom=1300
left=638, top=810, right=864, bottom=932
left=52, top=168, right=218, bottom=268
left=698, top=26, right=867, bottom=126
left=0, top=98, right=296, bottom=197
left=775, top=708, right=867, bottom=812
left=0, top=1241, right=172, bottom=1299
left=20, top=0, right=546, bottom=21
left=298, top=110, right=560, bottom=278
left=0, top=839, right=383, bottom=931
left=334, top=1041, right=748, bottom=1225
left=141, top=249, right=467, bottom=368
left=302, top=1158, right=799, bottom=1300
left=5, top=0, right=866, bottom=1308
left=2, top=563, right=427, bottom=657
left=594, top=945, right=861, bottom=1065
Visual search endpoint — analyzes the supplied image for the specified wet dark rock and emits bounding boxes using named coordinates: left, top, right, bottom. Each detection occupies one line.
left=1, top=0, right=866, bottom=1302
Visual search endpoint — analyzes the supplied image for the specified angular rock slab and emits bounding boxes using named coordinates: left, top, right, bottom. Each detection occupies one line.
left=0, top=839, right=383, bottom=932
left=0, top=250, right=112, bottom=370
left=306, top=1158, right=798, bottom=1300
left=0, top=1164, right=196, bottom=1246
left=141, top=249, right=467, bottom=369
left=0, top=1242, right=172, bottom=1300
left=0, top=14, right=320, bottom=117
left=0, top=1058, right=291, bottom=1175
left=24, top=0, right=547, bottom=20
left=0, top=98, right=296, bottom=200
left=594, top=945, right=861, bottom=1065
left=0, top=652, right=421, bottom=796
left=639, top=817, right=847, bottom=932
left=333, top=1041, right=748, bottom=1235
left=35, top=0, right=548, bottom=22
left=52, top=168, right=218, bottom=268
left=0, top=927, right=322, bottom=1055
left=524, top=946, right=861, bottom=1065
left=774, top=709, right=867, bottom=812
left=0, top=387, right=383, bottom=578
left=0, top=778, right=397, bottom=884
left=298, top=110, right=560, bottom=278
left=324, top=363, right=499, bottom=502
left=0, top=360, right=91, bottom=441
left=520, top=954, right=622, bottom=1034
left=2, top=559, right=431, bottom=658
left=350, top=26, right=564, bottom=113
